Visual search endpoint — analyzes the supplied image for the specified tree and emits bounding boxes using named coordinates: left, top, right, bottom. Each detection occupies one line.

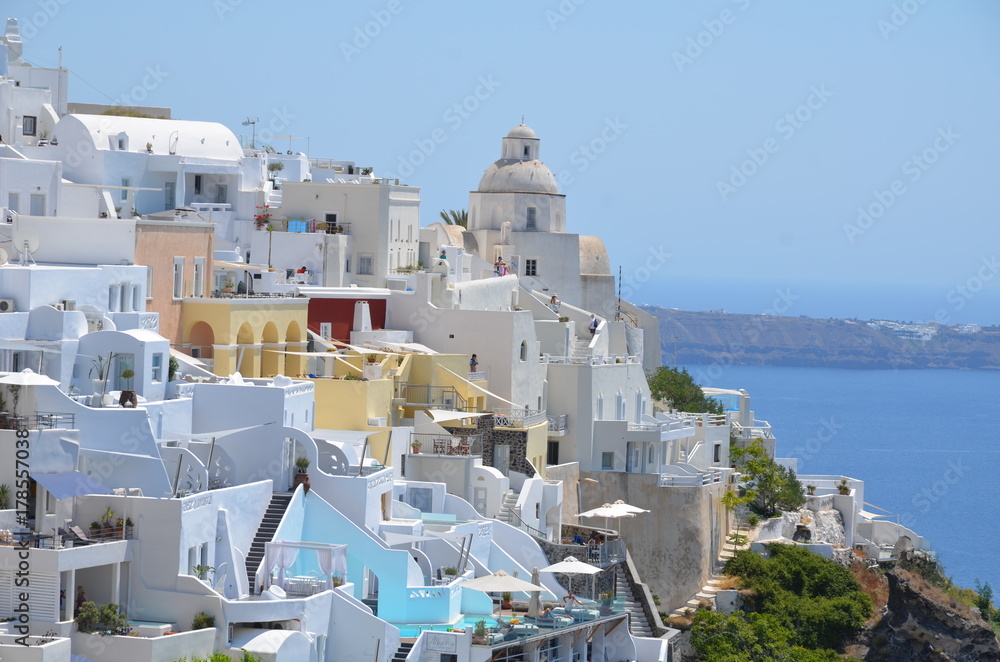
left=438, top=209, right=468, bottom=228
left=731, top=438, right=804, bottom=516
left=647, top=366, right=722, bottom=413
left=975, top=579, right=994, bottom=621
left=691, top=610, right=842, bottom=662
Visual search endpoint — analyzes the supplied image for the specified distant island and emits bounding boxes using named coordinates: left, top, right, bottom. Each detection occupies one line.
left=645, top=306, right=1000, bottom=370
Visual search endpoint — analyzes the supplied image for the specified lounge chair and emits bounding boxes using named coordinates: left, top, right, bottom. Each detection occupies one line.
left=68, top=526, right=94, bottom=545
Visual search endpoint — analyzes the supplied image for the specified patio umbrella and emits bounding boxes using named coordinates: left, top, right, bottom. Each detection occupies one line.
left=578, top=502, right=636, bottom=535
left=612, top=499, right=650, bottom=514
left=527, top=567, right=542, bottom=617
left=540, top=555, right=601, bottom=598
left=460, top=569, right=544, bottom=616
left=0, top=369, right=60, bottom=386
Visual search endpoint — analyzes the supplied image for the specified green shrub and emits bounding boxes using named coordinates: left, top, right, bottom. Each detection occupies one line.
left=191, top=611, right=215, bottom=630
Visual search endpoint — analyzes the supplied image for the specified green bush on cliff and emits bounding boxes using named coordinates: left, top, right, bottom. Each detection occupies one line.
left=720, top=544, right=872, bottom=651
left=647, top=366, right=722, bottom=413
left=691, top=610, right=844, bottom=661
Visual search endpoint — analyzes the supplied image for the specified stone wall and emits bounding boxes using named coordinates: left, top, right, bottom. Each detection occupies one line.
left=445, top=414, right=535, bottom=477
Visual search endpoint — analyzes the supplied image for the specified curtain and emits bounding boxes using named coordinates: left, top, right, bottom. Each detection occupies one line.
left=318, top=548, right=334, bottom=590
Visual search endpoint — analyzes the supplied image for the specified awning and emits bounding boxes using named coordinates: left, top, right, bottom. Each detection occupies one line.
left=214, top=260, right=272, bottom=271
left=427, top=409, right=490, bottom=424
left=32, top=471, right=113, bottom=500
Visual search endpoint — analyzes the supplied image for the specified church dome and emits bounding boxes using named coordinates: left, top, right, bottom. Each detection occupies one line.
left=506, top=124, right=538, bottom=139
left=478, top=159, right=558, bottom=194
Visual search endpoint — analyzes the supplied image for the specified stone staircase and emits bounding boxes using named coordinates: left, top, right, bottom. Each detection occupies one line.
left=391, top=641, right=413, bottom=662
left=615, top=564, right=654, bottom=638
left=246, top=492, right=293, bottom=594
left=498, top=489, right=519, bottom=525
left=570, top=337, right=590, bottom=360
left=668, top=525, right=754, bottom=618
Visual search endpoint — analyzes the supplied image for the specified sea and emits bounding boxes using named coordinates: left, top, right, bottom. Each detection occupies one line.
left=681, top=364, right=1000, bottom=594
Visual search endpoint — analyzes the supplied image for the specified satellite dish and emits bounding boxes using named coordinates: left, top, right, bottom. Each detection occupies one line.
left=13, top=228, right=40, bottom=265
left=0, top=247, right=8, bottom=266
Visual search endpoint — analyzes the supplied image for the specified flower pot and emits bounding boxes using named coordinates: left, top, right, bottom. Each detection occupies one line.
left=501, top=600, right=512, bottom=610
left=119, top=390, right=137, bottom=408
left=293, top=471, right=311, bottom=494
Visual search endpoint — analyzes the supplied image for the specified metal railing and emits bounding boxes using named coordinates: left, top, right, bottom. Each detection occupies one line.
left=410, top=432, right=482, bottom=456
left=547, top=414, right=568, bottom=432
left=492, top=408, right=547, bottom=428
left=395, top=383, right=472, bottom=411
left=32, top=411, right=76, bottom=429
left=658, top=471, right=723, bottom=487
left=507, top=505, right=552, bottom=542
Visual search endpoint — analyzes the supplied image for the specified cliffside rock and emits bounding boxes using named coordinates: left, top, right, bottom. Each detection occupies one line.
left=862, top=567, right=1000, bottom=661
left=755, top=505, right=846, bottom=548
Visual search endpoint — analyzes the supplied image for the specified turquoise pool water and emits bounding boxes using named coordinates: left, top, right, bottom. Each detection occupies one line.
left=394, top=613, right=495, bottom=638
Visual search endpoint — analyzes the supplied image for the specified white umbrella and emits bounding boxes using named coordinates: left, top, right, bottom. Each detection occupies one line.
left=527, top=567, right=542, bottom=617
left=541, top=555, right=601, bottom=598
left=460, top=569, right=545, bottom=594
left=0, top=369, right=60, bottom=386
left=578, top=502, right=636, bottom=534
left=461, top=570, right=544, bottom=617
left=612, top=499, right=650, bottom=514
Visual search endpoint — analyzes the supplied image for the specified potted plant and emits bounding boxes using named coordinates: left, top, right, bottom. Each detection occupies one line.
left=472, top=619, right=488, bottom=644
left=101, top=506, right=116, bottom=532
left=89, top=521, right=101, bottom=538
left=806, top=484, right=816, bottom=496
left=125, top=517, right=134, bottom=537
left=599, top=589, right=614, bottom=614
left=119, top=368, right=137, bottom=407
left=168, top=355, right=179, bottom=382
left=443, top=566, right=458, bottom=577
left=191, top=564, right=215, bottom=582
left=222, top=279, right=235, bottom=293
left=410, top=440, right=422, bottom=454
left=294, top=456, right=311, bottom=493
left=366, top=353, right=378, bottom=363
left=191, top=611, right=215, bottom=630
left=836, top=479, right=851, bottom=495
left=89, top=353, right=112, bottom=404
left=114, top=517, right=124, bottom=536
left=0, top=483, right=9, bottom=509
left=501, top=591, right=513, bottom=610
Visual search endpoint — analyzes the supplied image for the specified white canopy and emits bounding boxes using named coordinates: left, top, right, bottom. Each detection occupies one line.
left=460, top=569, right=544, bottom=594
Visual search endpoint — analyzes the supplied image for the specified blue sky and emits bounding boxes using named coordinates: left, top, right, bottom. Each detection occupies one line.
left=12, top=1, right=1000, bottom=323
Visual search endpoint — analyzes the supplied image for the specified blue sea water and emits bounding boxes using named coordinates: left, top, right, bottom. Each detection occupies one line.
left=683, top=364, right=1000, bottom=593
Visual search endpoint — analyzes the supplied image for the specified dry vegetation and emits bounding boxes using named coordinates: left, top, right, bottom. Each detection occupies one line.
left=850, top=560, right=889, bottom=621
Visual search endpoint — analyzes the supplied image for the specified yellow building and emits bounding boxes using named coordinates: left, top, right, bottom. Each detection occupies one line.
left=181, top=298, right=309, bottom=378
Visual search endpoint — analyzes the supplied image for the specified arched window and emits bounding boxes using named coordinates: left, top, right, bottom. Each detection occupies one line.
left=519, top=341, right=527, bottom=362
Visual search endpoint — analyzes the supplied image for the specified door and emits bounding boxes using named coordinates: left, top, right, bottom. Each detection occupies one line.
left=164, top=182, right=176, bottom=209
left=319, top=322, right=332, bottom=340
left=494, top=444, right=510, bottom=476
left=474, top=487, right=488, bottom=515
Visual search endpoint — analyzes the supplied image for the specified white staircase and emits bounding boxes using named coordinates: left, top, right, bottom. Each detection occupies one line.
left=570, top=337, right=590, bottom=360
left=614, top=565, right=654, bottom=638
left=498, top=489, right=519, bottom=524
left=668, top=525, right=754, bottom=618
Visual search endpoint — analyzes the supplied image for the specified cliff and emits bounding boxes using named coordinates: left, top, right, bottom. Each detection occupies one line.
left=647, top=307, right=1000, bottom=370
left=856, top=566, right=1000, bottom=661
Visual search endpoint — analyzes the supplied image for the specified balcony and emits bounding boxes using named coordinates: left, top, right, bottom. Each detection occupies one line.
left=492, top=408, right=547, bottom=428
left=547, top=414, right=568, bottom=433
left=0, top=411, right=76, bottom=430
left=411, top=432, right=483, bottom=456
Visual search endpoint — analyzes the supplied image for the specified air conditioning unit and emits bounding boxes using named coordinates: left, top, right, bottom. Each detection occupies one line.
left=62, top=299, right=76, bottom=311
left=367, top=417, right=387, bottom=427
left=0, top=299, right=16, bottom=312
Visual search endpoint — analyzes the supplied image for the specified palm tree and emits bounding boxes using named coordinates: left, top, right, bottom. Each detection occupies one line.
left=439, top=209, right=468, bottom=228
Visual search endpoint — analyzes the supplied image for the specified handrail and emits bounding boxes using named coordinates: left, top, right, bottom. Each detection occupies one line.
left=506, top=503, right=550, bottom=541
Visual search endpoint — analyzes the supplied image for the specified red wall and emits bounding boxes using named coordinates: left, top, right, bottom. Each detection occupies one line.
left=307, top=298, right=386, bottom=342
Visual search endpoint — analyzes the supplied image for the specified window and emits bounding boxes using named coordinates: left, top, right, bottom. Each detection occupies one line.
left=108, top=284, right=119, bottom=312
left=146, top=266, right=154, bottom=300
left=29, top=194, right=45, bottom=216
left=194, top=175, right=202, bottom=195
left=7, top=192, right=18, bottom=213
left=523, top=146, right=529, bottom=158
left=714, top=444, right=721, bottom=463
left=547, top=440, right=559, bottom=466
left=121, top=178, right=130, bottom=202
left=524, top=258, right=537, bottom=277
left=616, top=393, right=626, bottom=420
left=358, top=254, right=373, bottom=275
left=22, top=116, right=36, bottom=136
left=164, top=182, right=175, bottom=209
left=215, top=184, right=227, bottom=204
left=120, top=283, right=130, bottom=312
left=173, top=258, right=184, bottom=298
left=519, top=341, right=527, bottom=362
left=596, top=394, right=604, bottom=420
left=526, top=206, right=536, bottom=230
left=193, top=258, right=205, bottom=297
left=151, top=354, right=163, bottom=382
left=601, top=452, right=614, bottom=470
left=345, top=257, right=351, bottom=273
left=324, top=213, right=338, bottom=233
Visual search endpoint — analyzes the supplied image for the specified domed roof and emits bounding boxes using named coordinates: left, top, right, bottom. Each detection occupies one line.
left=506, top=124, right=538, bottom=139
left=478, top=159, right=558, bottom=194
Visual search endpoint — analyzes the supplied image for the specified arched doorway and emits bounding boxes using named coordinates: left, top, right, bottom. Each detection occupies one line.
left=261, top=322, right=281, bottom=377
left=284, top=320, right=306, bottom=376
left=236, top=323, right=258, bottom=377
left=189, top=321, right=215, bottom=362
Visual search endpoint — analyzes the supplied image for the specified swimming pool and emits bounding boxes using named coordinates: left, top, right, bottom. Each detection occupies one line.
left=394, top=613, right=495, bottom=638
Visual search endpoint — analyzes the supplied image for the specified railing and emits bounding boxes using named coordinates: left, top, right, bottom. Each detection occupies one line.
left=626, top=423, right=658, bottom=432
left=657, top=471, right=723, bottom=487
left=492, top=408, right=547, bottom=427
left=543, top=355, right=638, bottom=365
left=410, top=432, right=482, bottom=456
left=31, top=411, right=76, bottom=429
left=507, top=504, right=552, bottom=542
left=209, top=291, right=305, bottom=300
left=467, top=371, right=486, bottom=381
left=731, top=422, right=775, bottom=440
left=395, top=383, right=471, bottom=411
left=613, top=305, right=639, bottom=328
left=547, top=414, right=568, bottom=432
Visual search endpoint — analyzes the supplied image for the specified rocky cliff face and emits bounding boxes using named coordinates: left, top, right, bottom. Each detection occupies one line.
left=859, top=567, right=1000, bottom=661
left=648, top=307, right=1000, bottom=370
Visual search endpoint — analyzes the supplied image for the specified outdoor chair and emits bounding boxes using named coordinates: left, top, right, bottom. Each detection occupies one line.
left=68, top=526, right=94, bottom=545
